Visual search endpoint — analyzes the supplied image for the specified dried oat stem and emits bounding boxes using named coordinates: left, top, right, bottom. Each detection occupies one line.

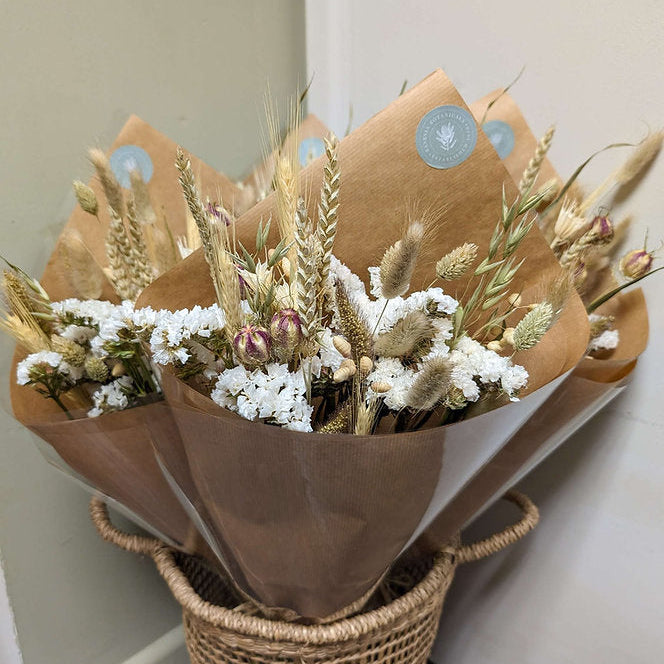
left=126, top=199, right=154, bottom=289
left=106, top=207, right=137, bottom=300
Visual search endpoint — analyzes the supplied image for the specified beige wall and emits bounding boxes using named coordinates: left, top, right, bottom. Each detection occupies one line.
left=305, top=1, right=664, bottom=663
left=0, top=2, right=305, bottom=662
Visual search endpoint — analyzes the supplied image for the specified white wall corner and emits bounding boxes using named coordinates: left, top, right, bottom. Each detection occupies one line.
left=305, top=0, right=353, bottom=136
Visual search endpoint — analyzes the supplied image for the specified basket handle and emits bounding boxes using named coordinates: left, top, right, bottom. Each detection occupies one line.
left=455, top=490, right=539, bottom=564
left=89, top=497, right=161, bottom=556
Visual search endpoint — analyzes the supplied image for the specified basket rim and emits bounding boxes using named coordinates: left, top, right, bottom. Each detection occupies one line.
left=153, top=544, right=457, bottom=644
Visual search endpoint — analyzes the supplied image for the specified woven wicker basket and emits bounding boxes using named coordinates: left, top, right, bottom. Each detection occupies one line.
left=91, top=490, right=538, bottom=664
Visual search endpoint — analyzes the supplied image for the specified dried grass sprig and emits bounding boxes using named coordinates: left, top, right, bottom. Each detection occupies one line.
left=317, top=134, right=340, bottom=311
left=88, top=148, right=125, bottom=218
left=379, top=221, right=425, bottom=299
left=1, top=273, right=51, bottom=352
left=519, top=125, right=555, bottom=194
left=72, top=181, right=99, bottom=217
left=126, top=199, right=154, bottom=289
left=294, top=201, right=321, bottom=340
left=210, top=222, right=243, bottom=342
left=334, top=280, right=373, bottom=360
left=406, top=357, right=452, bottom=410
left=317, top=401, right=351, bottom=434
left=58, top=229, right=104, bottom=299
left=436, top=243, right=478, bottom=281
left=354, top=398, right=379, bottom=435
left=579, top=130, right=663, bottom=215
left=374, top=310, right=435, bottom=358
left=105, top=207, right=136, bottom=300
left=512, top=302, right=555, bottom=351
left=175, top=148, right=213, bottom=263
left=129, top=169, right=156, bottom=226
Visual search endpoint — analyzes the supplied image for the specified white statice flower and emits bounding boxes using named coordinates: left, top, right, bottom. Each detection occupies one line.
left=59, top=324, right=97, bottom=344
left=17, top=351, right=66, bottom=385
left=588, top=314, right=620, bottom=352
left=366, top=357, right=417, bottom=411
left=51, top=298, right=119, bottom=328
left=448, top=336, right=528, bottom=401
left=148, top=304, right=226, bottom=367
left=422, top=317, right=454, bottom=361
left=211, top=363, right=313, bottom=432
left=87, top=376, right=134, bottom=418
left=317, top=327, right=345, bottom=372
left=368, top=266, right=382, bottom=298
left=588, top=329, right=620, bottom=352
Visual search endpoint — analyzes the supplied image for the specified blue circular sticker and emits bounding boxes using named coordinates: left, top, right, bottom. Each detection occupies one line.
left=109, top=145, right=154, bottom=188
left=298, top=137, right=325, bottom=167
left=483, top=120, right=515, bottom=160
left=415, top=105, right=477, bottom=169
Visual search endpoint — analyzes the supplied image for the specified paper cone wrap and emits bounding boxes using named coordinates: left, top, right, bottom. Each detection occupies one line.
left=132, top=70, right=596, bottom=618
left=9, top=115, right=237, bottom=553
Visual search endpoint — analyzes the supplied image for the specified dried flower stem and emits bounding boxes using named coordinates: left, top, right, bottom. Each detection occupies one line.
left=126, top=199, right=154, bottom=289
left=175, top=148, right=213, bottom=263
left=579, top=130, right=663, bottom=215
left=294, top=201, right=320, bottom=340
left=519, top=125, right=555, bottom=194
left=58, top=229, right=104, bottom=299
left=88, top=148, right=125, bottom=218
left=106, top=207, right=136, bottom=300
left=317, top=134, right=340, bottom=312
left=210, top=222, right=243, bottom=342
left=379, top=221, right=424, bottom=299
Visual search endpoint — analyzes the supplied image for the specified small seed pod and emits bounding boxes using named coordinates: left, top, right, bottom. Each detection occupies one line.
left=589, top=214, right=614, bottom=244
left=502, top=327, right=516, bottom=347
left=359, top=356, right=373, bottom=376
left=233, top=324, right=271, bottom=365
left=270, top=308, right=303, bottom=352
left=619, top=248, right=654, bottom=279
left=371, top=381, right=392, bottom=393
left=111, top=362, right=127, bottom=377
left=333, top=363, right=356, bottom=383
left=487, top=340, right=503, bottom=352
left=332, top=335, right=352, bottom=358
left=507, top=293, right=522, bottom=308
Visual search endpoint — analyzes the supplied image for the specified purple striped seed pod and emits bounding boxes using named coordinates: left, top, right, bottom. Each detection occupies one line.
left=233, top=325, right=271, bottom=365
left=270, top=309, right=303, bottom=351
left=620, top=249, right=653, bottom=279
left=589, top=214, right=614, bottom=245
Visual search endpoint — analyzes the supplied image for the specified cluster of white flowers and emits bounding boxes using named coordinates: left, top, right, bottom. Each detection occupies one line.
left=211, top=363, right=314, bottom=432
left=448, top=336, right=528, bottom=402
left=332, top=257, right=458, bottom=335
left=88, top=376, right=134, bottom=417
left=588, top=314, right=620, bottom=352
left=146, top=304, right=226, bottom=366
left=366, top=358, right=417, bottom=410
left=16, top=350, right=82, bottom=385
left=51, top=298, right=120, bottom=328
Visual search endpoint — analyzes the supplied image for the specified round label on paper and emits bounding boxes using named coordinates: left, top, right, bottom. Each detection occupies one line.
left=415, top=105, right=477, bottom=169
left=298, top=137, right=325, bottom=167
left=483, top=120, right=515, bottom=159
left=109, top=145, right=154, bottom=188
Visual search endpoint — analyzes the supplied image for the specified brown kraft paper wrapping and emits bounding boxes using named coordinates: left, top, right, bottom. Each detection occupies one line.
left=413, top=93, right=651, bottom=552
left=9, top=115, right=236, bottom=553
left=133, top=70, right=595, bottom=618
